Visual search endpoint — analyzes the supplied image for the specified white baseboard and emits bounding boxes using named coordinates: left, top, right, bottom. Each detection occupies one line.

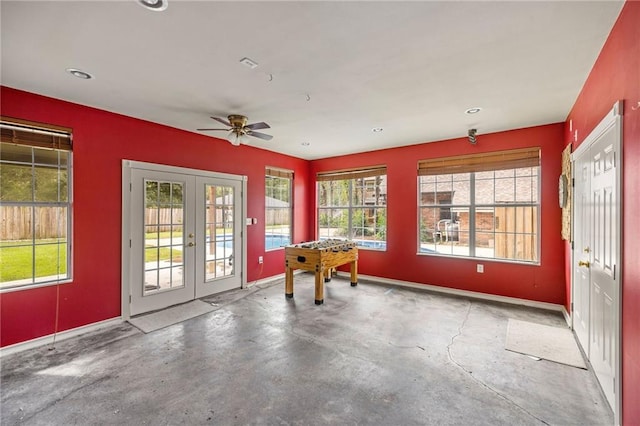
left=338, top=272, right=565, bottom=313
left=0, top=317, right=123, bottom=357
left=246, top=269, right=304, bottom=288
left=562, top=306, right=572, bottom=327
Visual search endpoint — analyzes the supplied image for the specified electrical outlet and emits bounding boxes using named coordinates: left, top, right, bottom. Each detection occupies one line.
left=477, top=264, right=484, bottom=273
left=258, top=256, right=263, bottom=264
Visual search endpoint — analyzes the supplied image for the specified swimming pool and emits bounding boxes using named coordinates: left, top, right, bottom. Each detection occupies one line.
left=265, top=233, right=291, bottom=250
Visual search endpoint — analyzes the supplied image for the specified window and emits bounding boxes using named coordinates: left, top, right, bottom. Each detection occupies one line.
left=0, top=117, right=72, bottom=290
left=265, top=167, right=292, bottom=250
left=418, top=148, right=540, bottom=262
left=317, top=166, right=387, bottom=250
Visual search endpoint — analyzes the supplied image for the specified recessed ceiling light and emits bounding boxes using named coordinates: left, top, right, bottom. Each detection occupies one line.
left=301, top=142, right=310, bottom=146
left=66, top=68, right=94, bottom=80
left=465, top=107, right=482, bottom=114
left=372, top=127, right=383, bottom=133
left=138, top=0, right=168, bottom=11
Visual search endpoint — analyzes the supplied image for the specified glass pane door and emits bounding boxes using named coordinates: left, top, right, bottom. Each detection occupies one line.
left=130, top=169, right=195, bottom=316
left=195, top=177, right=242, bottom=298
left=143, top=180, right=185, bottom=294
left=204, top=184, right=234, bottom=280
left=126, top=163, right=244, bottom=316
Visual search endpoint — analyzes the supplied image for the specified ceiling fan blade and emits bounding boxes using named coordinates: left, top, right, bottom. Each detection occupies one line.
left=245, top=122, right=270, bottom=131
left=197, top=128, right=229, bottom=131
left=248, top=131, right=273, bottom=141
left=211, top=116, right=231, bottom=126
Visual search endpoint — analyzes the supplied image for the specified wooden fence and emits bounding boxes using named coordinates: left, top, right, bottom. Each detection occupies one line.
left=1, top=206, right=67, bottom=240
left=2, top=206, right=291, bottom=240
left=145, top=208, right=184, bottom=231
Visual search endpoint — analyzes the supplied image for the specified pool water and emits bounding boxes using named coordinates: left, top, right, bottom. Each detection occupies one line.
left=265, top=234, right=291, bottom=250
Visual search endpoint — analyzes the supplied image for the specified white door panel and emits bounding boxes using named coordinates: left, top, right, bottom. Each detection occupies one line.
left=573, top=154, right=590, bottom=350
left=195, top=176, right=242, bottom=298
left=130, top=169, right=195, bottom=316
left=588, top=128, right=617, bottom=408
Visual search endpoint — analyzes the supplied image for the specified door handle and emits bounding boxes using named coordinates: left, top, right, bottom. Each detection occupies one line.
left=187, top=242, right=195, bottom=247
left=578, top=260, right=590, bottom=268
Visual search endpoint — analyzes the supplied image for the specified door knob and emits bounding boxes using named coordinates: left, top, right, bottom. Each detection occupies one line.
left=578, top=260, right=590, bottom=268
left=187, top=242, right=195, bottom=247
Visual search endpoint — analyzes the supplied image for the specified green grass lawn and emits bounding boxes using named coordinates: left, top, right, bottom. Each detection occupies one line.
left=145, top=246, right=182, bottom=263
left=1, top=241, right=67, bottom=282
left=2, top=231, right=215, bottom=283
left=1, top=240, right=181, bottom=283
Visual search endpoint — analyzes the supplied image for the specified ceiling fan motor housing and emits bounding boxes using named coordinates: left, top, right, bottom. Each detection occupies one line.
left=228, top=115, right=248, bottom=129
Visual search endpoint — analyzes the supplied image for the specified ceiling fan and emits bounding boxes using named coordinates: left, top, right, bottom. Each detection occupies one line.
left=197, top=115, right=273, bottom=146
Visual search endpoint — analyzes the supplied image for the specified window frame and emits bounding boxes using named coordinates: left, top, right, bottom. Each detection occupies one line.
left=264, top=167, right=293, bottom=251
left=317, top=166, right=387, bottom=251
left=417, top=148, right=541, bottom=264
left=1, top=117, right=73, bottom=292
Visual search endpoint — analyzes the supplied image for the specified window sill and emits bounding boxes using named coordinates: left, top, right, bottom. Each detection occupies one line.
left=0, top=278, right=73, bottom=294
left=265, top=246, right=285, bottom=252
left=416, top=251, right=540, bottom=266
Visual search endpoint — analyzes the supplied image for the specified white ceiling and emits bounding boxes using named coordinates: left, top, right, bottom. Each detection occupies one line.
left=1, top=1, right=623, bottom=160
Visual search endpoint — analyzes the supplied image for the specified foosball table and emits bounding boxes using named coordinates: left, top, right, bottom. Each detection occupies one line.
left=285, top=239, right=358, bottom=305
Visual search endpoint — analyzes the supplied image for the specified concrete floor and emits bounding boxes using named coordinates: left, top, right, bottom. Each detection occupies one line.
left=1, top=274, right=612, bottom=425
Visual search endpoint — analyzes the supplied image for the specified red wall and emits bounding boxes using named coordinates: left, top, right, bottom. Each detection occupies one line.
left=0, top=87, right=310, bottom=347
left=565, top=1, right=640, bottom=424
left=310, top=124, right=566, bottom=305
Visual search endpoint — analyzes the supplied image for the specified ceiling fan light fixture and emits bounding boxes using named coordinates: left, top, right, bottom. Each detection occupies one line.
left=227, top=130, right=241, bottom=146
left=226, top=130, right=249, bottom=146
left=138, top=0, right=168, bottom=12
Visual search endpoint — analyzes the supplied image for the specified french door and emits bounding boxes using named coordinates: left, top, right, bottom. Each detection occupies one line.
left=572, top=102, right=621, bottom=417
left=123, top=161, right=245, bottom=316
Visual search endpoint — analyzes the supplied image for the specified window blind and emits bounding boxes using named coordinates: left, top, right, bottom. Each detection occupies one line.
left=317, top=165, right=387, bottom=181
left=417, top=147, right=539, bottom=176
left=1, top=116, right=72, bottom=151
left=266, top=167, right=293, bottom=179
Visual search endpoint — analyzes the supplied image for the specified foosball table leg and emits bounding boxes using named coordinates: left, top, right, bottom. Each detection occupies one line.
left=350, top=260, right=358, bottom=287
left=285, top=267, right=294, bottom=298
left=314, top=270, right=324, bottom=305
left=324, top=267, right=335, bottom=283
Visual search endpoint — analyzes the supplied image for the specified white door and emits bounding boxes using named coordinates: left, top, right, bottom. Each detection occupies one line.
left=572, top=102, right=621, bottom=414
left=573, top=153, right=590, bottom=350
left=130, top=169, right=195, bottom=315
left=125, top=162, right=245, bottom=316
left=588, top=124, right=618, bottom=408
left=194, top=176, right=242, bottom=297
